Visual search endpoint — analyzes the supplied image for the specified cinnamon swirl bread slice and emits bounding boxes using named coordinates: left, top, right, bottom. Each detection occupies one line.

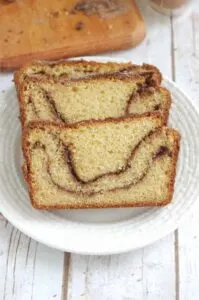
left=23, top=114, right=180, bottom=209
left=19, top=73, right=170, bottom=128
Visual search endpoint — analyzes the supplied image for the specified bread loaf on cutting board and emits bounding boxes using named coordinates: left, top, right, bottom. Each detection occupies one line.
left=0, top=0, right=145, bottom=70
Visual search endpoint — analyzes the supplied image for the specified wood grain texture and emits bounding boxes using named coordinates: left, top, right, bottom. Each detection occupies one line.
left=0, top=214, right=64, bottom=300
left=62, top=253, right=71, bottom=300
left=0, top=0, right=145, bottom=70
left=67, top=236, right=175, bottom=300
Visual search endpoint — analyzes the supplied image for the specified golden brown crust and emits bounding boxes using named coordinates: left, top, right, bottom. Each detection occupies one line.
left=31, top=200, right=174, bottom=209
left=161, top=87, right=172, bottom=124
left=17, top=84, right=27, bottom=132
left=23, top=115, right=180, bottom=209
left=142, top=63, right=162, bottom=85
left=22, top=164, right=28, bottom=182
left=165, top=129, right=181, bottom=205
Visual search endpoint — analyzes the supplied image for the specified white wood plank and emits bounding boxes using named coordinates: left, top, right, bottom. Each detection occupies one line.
left=67, top=2, right=176, bottom=300
left=172, top=5, right=199, bottom=300
left=67, top=236, right=175, bottom=300
left=31, top=243, right=64, bottom=300
left=0, top=214, right=64, bottom=300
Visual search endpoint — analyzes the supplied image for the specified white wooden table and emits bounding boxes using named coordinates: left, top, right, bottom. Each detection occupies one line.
left=1, top=1, right=199, bottom=299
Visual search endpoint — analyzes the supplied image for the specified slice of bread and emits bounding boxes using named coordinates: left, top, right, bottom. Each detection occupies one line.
left=18, top=73, right=170, bottom=128
left=23, top=114, right=180, bottom=209
left=14, top=60, right=162, bottom=89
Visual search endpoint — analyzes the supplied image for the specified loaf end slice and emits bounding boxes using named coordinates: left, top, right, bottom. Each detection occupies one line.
left=23, top=114, right=180, bottom=209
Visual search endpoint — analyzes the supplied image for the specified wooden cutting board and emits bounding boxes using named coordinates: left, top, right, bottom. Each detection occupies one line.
left=0, top=0, right=145, bottom=71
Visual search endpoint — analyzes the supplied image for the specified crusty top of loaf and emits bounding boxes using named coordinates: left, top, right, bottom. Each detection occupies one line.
left=14, top=60, right=162, bottom=88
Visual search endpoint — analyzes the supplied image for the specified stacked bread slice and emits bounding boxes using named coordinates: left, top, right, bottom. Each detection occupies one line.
left=15, top=60, right=180, bottom=209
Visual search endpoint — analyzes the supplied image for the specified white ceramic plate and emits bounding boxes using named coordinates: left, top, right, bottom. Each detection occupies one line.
left=0, top=56, right=199, bottom=255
